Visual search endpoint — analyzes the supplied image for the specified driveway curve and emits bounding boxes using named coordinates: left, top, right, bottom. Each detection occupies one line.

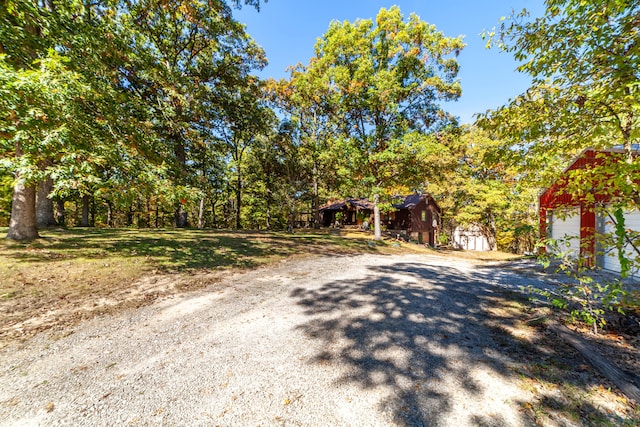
left=0, top=254, right=546, bottom=426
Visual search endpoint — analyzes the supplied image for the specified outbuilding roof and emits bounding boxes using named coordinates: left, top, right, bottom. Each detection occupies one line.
left=319, top=198, right=374, bottom=211
left=392, top=194, right=440, bottom=211
left=320, top=194, right=441, bottom=212
left=539, top=148, right=638, bottom=209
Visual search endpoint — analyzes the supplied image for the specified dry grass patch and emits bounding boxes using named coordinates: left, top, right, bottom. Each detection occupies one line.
left=438, top=247, right=526, bottom=263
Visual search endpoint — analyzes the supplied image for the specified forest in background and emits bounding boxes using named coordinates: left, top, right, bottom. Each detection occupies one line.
left=0, top=1, right=637, bottom=257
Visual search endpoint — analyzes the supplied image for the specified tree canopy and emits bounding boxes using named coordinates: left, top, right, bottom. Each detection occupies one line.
left=0, top=0, right=268, bottom=238
left=479, top=0, right=639, bottom=191
left=302, top=6, right=465, bottom=239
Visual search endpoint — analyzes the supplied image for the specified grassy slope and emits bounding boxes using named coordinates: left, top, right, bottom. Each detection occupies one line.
left=0, top=227, right=433, bottom=340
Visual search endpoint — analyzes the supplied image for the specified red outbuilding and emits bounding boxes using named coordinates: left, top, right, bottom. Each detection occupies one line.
left=539, top=147, right=639, bottom=274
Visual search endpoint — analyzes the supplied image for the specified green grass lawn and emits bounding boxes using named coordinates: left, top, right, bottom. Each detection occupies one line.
left=0, top=226, right=411, bottom=272
left=0, top=227, right=430, bottom=341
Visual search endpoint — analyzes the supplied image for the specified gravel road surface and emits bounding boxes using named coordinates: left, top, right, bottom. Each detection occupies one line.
left=0, top=254, right=547, bottom=426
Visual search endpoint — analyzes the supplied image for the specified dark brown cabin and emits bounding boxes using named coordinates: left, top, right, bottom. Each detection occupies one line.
left=385, top=194, right=441, bottom=246
left=319, top=198, right=373, bottom=227
left=319, top=194, right=441, bottom=246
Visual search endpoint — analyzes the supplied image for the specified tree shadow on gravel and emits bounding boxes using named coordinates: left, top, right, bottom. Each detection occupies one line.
left=290, top=262, right=635, bottom=426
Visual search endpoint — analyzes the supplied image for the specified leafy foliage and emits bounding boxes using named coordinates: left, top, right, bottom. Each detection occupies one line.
left=301, top=6, right=465, bottom=238
left=480, top=0, right=640, bottom=330
left=0, top=0, right=269, bottom=237
left=480, top=0, right=639, bottom=185
left=425, top=126, right=537, bottom=252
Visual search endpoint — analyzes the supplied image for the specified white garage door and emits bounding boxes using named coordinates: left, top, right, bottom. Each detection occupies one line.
left=603, top=208, right=640, bottom=276
left=549, top=208, right=581, bottom=259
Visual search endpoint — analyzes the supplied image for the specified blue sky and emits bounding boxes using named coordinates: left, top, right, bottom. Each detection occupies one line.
left=233, top=0, right=545, bottom=124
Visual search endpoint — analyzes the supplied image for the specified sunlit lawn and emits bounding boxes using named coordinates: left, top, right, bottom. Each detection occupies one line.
left=0, top=226, right=525, bottom=342
left=0, top=227, right=431, bottom=340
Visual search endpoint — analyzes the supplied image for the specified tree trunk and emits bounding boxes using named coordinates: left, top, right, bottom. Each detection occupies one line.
left=55, top=199, right=65, bottom=227
left=80, top=195, right=90, bottom=227
left=105, top=200, right=113, bottom=227
left=36, top=175, right=56, bottom=227
left=8, top=140, right=39, bottom=240
left=548, top=320, right=640, bottom=403
left=126, top=205, right=134, bottom=226
left=210, top=198, right=216, bottom=228
left=173, top=127, right=188, bottom=227
left=198, top=196, right=205, bottom=229
left=266, top=203, right=271, bottom=230
left=312, top=159, right=320, bottom=229
left=235, top=170, right=242, bottom=229
left=486, top=211, right=497, bottom=251
left=373, top=193, right=382, bottom=241
left=135, top=200, right=142, bottom=227
left=7, top=177, right=39, bottom=240
left=90, top=197, right=96, bottom=227
left=175, top=203, right=188, bottom=228
left=145, top=197, right=151, bottom=228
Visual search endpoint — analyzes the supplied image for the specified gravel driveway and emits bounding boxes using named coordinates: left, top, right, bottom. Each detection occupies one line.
left=0, top=254, right=549, bottom=426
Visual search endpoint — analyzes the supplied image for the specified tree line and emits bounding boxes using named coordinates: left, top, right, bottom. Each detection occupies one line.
left=0, top=1, right=526, bottom=248
left=1, top=0, right=270, bottom=239
left=1, top=1, right=636, bottom=259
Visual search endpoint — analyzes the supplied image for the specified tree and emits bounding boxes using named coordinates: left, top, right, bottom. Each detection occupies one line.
left=479, top=0, right=640, bottom=327
left=266, top=62, right=343, bottom=228
left=113, top=0, right=267, bottom=228
left=1, top=0, right=268, bottom=237
left=36, top=158, right=56, bottom=228
left=308, top=6, right=464, bottom=239
left=479, top=0, right=639, bottom=196
left=1, top=1, right=67, bottom=240
left=1, top=1, right=151, bottom=238
left=427, top=127, right=538, bottom=252
left=243, top=124, right=305, bottom=230
left=479, top=0, right=640, bottom=259
left=215, top=80, right=273, bottom=229
left=1, top=53, right=96, bottom=239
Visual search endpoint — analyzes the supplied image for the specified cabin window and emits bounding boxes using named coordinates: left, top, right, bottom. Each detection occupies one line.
left=421, top=210, right=427, bottom=221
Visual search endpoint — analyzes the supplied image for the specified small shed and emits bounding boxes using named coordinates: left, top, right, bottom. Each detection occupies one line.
left=539, top=148, right=639, bottom=274
left=453, top=225, right=492, bottom=251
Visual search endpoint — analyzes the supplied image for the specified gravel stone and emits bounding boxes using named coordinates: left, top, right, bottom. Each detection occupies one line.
left=0, top=254, right=548, bottom=426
